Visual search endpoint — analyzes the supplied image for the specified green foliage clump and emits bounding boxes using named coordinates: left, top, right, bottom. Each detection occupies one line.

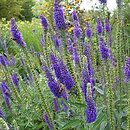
left=19, top=0, right=35, bottom=22
left=0, top=0, right=23, bottom=20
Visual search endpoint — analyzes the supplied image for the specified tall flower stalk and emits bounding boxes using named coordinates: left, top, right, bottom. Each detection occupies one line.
left=40, top=15, right=50, bottom=67
left=10, top=18, right=26, bottom=48
left=86, top=83, right=97, bottom=123
left=116, top=1, right=124, bottom=129
left=105, top=61, right=115, bottom=130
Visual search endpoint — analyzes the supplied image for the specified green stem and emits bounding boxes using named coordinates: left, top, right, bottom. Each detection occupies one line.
left=116, top=1, right=124, bottom=129
left=105, top=60, right=115, bottom=130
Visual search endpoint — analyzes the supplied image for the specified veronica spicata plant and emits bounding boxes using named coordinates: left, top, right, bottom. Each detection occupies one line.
left=0, top=0, right=129, bottom=129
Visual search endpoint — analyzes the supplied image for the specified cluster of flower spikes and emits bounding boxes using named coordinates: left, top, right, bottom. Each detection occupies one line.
left=53, top=0, right=66, bottom=30
left=96, top=17, right=115, bottom=65
left=50, top=53, right=74, bottom=91
left=124, top=57, right=130, bottom=83
left=0, top=80, right=11, bottom=108
left=10, top=18, right=26, bottom=48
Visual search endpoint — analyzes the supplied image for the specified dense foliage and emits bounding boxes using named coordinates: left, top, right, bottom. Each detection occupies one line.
left=0, top=0, right=23, bottom=20
left=0, top=0, right=35, bottom=21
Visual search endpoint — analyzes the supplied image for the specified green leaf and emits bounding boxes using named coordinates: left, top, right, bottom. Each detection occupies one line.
left=68, top=101, right=86, bottom=108
left=95, top=86, right=104, bottom=95
left=100, top=121, right=107, bottom=130
left=60, top=119, right=81, bottom=130
left=93, top=113, right=106, bottom=129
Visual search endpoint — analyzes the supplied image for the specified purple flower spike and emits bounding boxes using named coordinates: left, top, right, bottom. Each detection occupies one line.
left=59, top=60, right=74, bottom=90
left=54, top=1, right=66, bottom=30
left=86, top=83, right=97, bottom=123
left=1, top=80, right=11, bottom=108
left=1, top=80, right=11, bottom=98
left=53, top=98, right=59, bottom=112
left=44, top=112, right=53, bottom=130
left=124, top=57, right=130, bottom=83
left=96, top=18, right=103, bottom=34
left=40, top=15, right=49, bottom=30
left=42, top=65, right=61, bottom=98
left=86, top=96, right=97, bottom=123
left=50, top=53, right=63, bottom=83
left=104, top=18, right=111, bottom=32
left=99, top=37, right=109, bottom=59
left=48, top=78, right=61, bottom=98
left=11, top=73, right=19, bottom=87
left=84, top=44, right=94, bottom=77
left=104, top=18, right=112, bottom=47
left=72, top=11, right=79, bottom=21
left=10, top=18, right=26, bottom=48
left=0, top=54, right=10, bottom=66
left=86, top=22, right=92, bottom=38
